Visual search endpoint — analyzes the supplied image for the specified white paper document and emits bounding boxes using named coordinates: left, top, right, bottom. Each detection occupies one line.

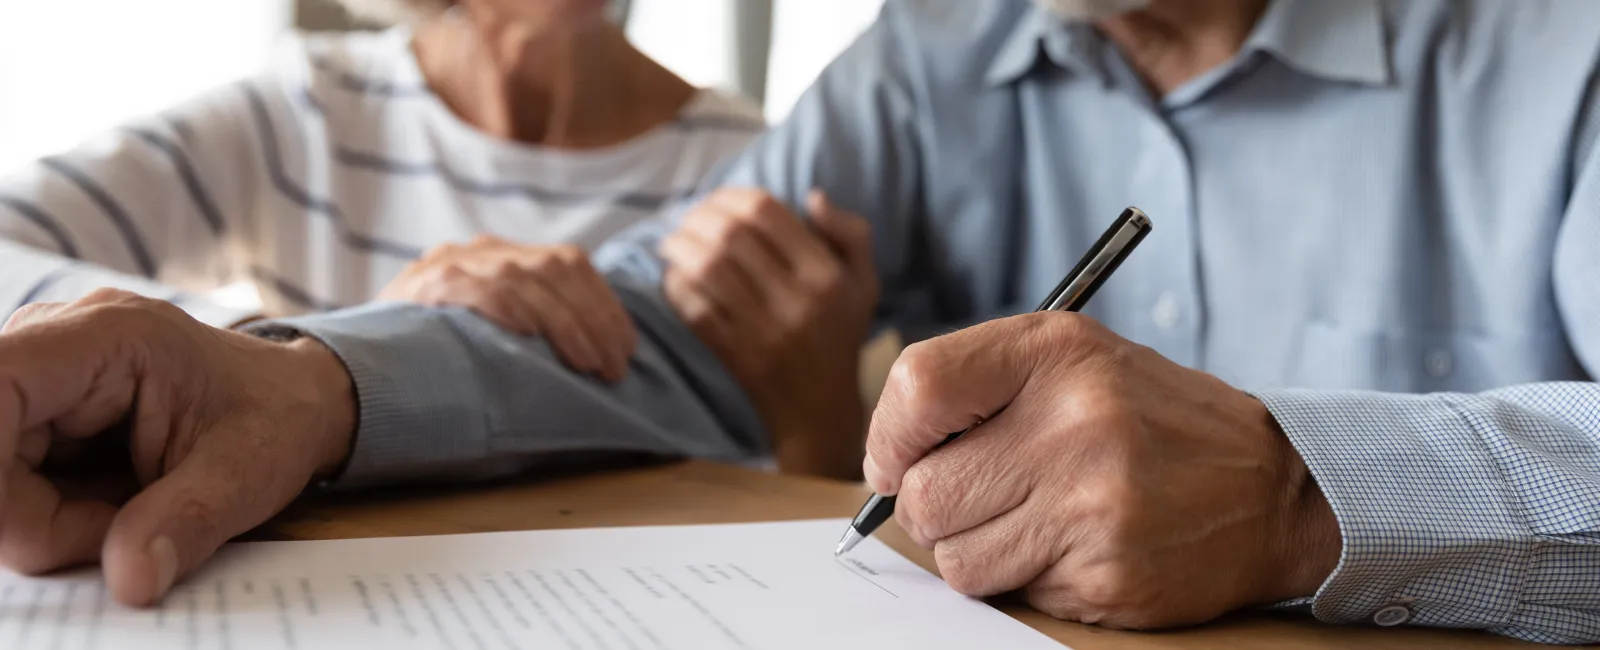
left=0, top=518, right=1065, bottom=649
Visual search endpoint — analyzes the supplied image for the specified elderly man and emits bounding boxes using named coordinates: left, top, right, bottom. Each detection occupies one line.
left=1, top=0, right=1597, bottom=644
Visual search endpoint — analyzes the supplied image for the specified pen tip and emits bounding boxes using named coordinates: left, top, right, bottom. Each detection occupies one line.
left=835, top=528, right=864, bottom=556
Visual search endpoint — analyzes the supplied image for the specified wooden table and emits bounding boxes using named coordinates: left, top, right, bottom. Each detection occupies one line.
left=257, top=461, right=1564, bottom=650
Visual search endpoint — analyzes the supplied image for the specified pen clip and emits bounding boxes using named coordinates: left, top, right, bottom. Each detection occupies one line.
left=1035, top=207, right=1152, bottom=313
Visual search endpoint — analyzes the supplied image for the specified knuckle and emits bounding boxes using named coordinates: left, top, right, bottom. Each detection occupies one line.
left=80, top=287, right=140, bottom=305
left=660, top=235, right=697, bottom=271
left=446, top=274, right=494, bottom=303
left=1065, top=396, right=1139, bottom=448
left=935, top=544, right=985, bottom=595
left=1037, top=310, right=1090, bottom=341
left=659, top=233, right=688, bottom=262
left=898, top=465, right=952, bottom=538
left=1108, top=338, right=1144, bottom=368
left=1026, top=573, right=1154, bottom=628
left=817, top=281, right=845, bottom=306
left=1094, top=340, right=1136, bottom=374
left=480, top=297, right=527, bottom=330
left=664, top=277, right=715, bottom=326
left=749, top=193, right=784, bottom=217
left=1026, top=582, right=1088, bottom=622
left=810, top=265, right=845, bottom=291
left=680, top=203, right=715, bottom=228
left=792, top=289, right=827, bottom=321
left=5, top=302, right=53, bottom=328
left=147, top=297, right=187, bottom=319
left=552, top=244, right=586, bottom=264
left=710, top=217, right=751, bottom=249
left=699, top=254, right=737, bottom=282
left=1075, top=480, right=1142, bottom=541
left=680, top=304, right=714, bottom=327
left=531, top=252, right=568, bottom=275
left=1036, top=311, right=1119, bottom=355
left=426, top=242, right=463, bottom=260
left=1072, top=564, right=1150, bottom=622
left=489, top=259, right=522, bottom=281
left=469, top=234, right=502, bottom=249
left=436, top=264, right=470, bottom=282
left=886, top=343, right=940, bottom=410
left=82, top=294, right=172, bottom=329
left=671, top=253, right=717, bottom=286
left=777, top=306, right=815, bottom=338
left=893, top=507, right=934, bottom=549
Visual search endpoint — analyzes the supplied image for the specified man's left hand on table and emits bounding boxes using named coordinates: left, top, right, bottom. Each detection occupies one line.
left=0, top=289, right=356, bottom=607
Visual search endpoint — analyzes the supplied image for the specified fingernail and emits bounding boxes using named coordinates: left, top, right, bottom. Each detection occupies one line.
left=149, top=536, right=179, bottom=597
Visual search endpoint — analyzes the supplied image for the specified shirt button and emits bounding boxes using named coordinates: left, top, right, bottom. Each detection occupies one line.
left=1151, top=292, right=1181, bottom=329
left=1425, top=349, right=1453, bottom=378
left=1373, top=604, right=1413, bottom=627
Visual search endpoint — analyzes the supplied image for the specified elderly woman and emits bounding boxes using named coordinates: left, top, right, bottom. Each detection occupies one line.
left=0, top=0, right=763, bottom=379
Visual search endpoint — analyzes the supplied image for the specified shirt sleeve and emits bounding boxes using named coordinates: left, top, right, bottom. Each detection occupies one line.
left=1251, top=88, right=1600, bottom=645
left=247, top=273, right=769, bottom=491
left=595, top=1, right=935, bottom=334
left=1256, top=386, right=1600, bottom=645
left=0, top=80, right=264, bottom=327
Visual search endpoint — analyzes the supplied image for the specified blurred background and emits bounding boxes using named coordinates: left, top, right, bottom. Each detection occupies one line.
left=0, top=0, right=902, bottom=402
left=0, top=0, right=884, bottom=172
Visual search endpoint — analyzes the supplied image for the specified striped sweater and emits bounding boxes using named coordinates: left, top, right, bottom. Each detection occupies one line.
left=0, top=28, right=765, bottom=324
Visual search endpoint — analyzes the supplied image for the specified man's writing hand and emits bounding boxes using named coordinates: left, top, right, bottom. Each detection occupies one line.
left=863, top=312, right=1341, bottom=629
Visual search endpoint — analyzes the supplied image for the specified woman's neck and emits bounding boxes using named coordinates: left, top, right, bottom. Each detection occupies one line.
left=411, top=10, right=696, bottom=149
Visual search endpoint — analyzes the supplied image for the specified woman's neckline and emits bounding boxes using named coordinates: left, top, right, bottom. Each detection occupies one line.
left=406, top=13, right=698, bottom=153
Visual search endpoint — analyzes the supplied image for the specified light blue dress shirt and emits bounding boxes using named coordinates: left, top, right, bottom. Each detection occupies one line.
left=643, top=0, right=1600, bottom=394
left=267, top=0, right=1600, bottom=642
left=595, top=0, right=1600, bottom=642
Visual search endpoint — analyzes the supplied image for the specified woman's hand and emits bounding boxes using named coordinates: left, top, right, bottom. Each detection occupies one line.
left=378, top=236, right=637, bottom=383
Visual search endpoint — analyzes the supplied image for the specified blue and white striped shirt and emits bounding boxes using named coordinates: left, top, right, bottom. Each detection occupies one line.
left=0, top=28, right=764, bottom=322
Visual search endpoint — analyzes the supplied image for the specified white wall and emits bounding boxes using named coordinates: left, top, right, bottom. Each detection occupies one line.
left=625, top=0, right=739, bottom=92
left=0, top=0, right=884, bottom=171
left=0, top=0, right=289, bottom=172
left=627, top=0, right=883, bottom=123
left=764, top=0, right=883, bottom=123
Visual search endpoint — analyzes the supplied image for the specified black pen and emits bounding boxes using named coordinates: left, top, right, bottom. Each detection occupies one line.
left=835, top=207, right=1153, bottom=556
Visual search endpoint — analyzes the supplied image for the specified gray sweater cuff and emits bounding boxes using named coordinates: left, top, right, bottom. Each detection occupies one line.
left=248, top=303, right=490, bottom=491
